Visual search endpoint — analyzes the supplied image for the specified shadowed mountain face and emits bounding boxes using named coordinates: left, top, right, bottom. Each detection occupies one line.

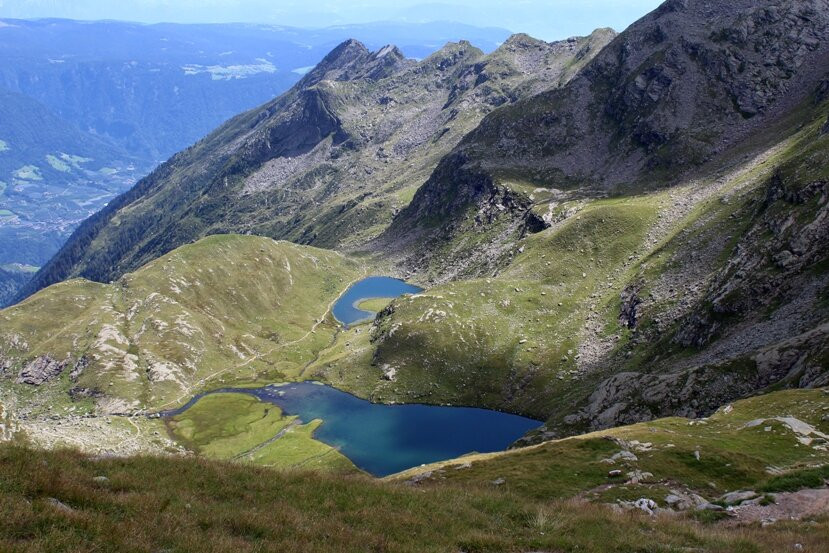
left=16, top=29, right=615, bottom=302
left=381, top=0, right=829, bottom=279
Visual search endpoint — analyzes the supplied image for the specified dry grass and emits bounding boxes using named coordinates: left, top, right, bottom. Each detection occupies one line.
left=1, top=444, right=828, bottom=553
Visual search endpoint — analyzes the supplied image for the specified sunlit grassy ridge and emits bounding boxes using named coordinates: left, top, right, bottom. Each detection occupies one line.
left=0, top=235, right=365, bottom=417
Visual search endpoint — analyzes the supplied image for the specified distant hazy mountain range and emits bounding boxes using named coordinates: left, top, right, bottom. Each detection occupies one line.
left=0, top=18, right=511, bottom=304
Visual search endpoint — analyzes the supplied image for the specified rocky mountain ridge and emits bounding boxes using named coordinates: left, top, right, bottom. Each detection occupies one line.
left=380, top=0, right=829, bottom=280
left=16, top=28, right=615, bottom=302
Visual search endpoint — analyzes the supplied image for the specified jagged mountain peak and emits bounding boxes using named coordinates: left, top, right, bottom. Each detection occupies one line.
left=322, top=38, right=370, bottom=64
left=302, top=39, right=413, bottom=85
left=422, top=39, right=485, bottom=68
left=496, top=28, right=617, bottom=55
left=371, top=44, right=405, bottom=60
left=498, top=33, right=550, bottom=50
left=379, top=0, right=829, bottom=285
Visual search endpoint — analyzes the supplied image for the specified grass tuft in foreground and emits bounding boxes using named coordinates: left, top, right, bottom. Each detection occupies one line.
left=1, top=443, right=828, bottom=553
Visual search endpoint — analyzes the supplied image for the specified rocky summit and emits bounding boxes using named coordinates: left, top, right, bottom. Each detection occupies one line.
left=1, top=1, right=828, bottom=552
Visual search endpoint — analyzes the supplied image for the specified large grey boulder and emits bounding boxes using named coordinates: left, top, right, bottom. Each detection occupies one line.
left=16, top=355, right=68, bottom=386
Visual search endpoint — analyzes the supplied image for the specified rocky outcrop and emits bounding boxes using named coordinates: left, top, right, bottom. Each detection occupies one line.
left=16, top=355, right=67, bottom=386
left=380, top=155, right=548, bottom=280
left=0, top=355, right=11, bottom=376
left=68, top=387, right=103, bottom=401
left=564, top=322, right=829, bottom=432
left=381, top=0, right=829, bottom=278
left=674, top=174, right=828, bottom=349
left=69, top=356, right=89, bottom=381
left=619, top=285, right=643, bottom=329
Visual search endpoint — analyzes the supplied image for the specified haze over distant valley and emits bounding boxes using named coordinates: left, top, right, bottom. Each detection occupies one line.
left=0, top=18, right=511, bottom=305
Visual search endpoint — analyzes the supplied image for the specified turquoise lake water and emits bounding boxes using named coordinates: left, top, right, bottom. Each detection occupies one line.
left=166, top=382, right=540, bottom=477
left=332, top=276, right=423, bottom=326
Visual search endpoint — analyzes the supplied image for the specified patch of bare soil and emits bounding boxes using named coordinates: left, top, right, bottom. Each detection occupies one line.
left=728, top=489, right=829, bottom=525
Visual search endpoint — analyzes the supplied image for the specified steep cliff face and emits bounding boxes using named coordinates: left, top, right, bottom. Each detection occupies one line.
left=559, top=105, right=829, bottom=435
left=17, top=30, right=614, bottom=303
left=382, top=0, right=829, bottom=280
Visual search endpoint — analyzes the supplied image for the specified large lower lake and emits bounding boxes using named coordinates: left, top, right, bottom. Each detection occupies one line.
left=166, top=382, right=540, bottom=477
left=332, top=276, right=423, bottom=326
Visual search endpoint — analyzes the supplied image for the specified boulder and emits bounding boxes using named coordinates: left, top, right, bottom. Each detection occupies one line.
left=16, top=356, right=68, bottom=386
left=696, top=502, right=725, bottom=512
left=664, top=490, right=707, bottom=511
left=720, top=490, right=757, bottom=505
left=406, top=471, right=432, bottom=485
left=611, top=450, right=639, bottom=462
left=626, top=470, right=654, bottom=484
left=47, top=497, right=74, bottom=513
left=633, top=498, right=658, bottom=515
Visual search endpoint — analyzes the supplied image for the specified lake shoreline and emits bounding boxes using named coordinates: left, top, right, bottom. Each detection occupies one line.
left=161, top=381, right=542, bottom=477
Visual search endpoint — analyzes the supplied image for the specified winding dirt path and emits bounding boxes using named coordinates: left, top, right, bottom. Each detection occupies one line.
left=154, top=269, right=369, bottom=412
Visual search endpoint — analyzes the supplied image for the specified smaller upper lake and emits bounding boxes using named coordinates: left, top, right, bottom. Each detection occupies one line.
left=332, top=276, right=423, bottom=326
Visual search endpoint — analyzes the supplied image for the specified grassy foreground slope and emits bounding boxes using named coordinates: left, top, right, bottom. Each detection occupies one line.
left=1, top=389, right=828, bottom=552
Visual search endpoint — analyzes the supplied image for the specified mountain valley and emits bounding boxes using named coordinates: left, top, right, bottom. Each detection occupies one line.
left=1, top=1, right=828, bottom=551
left=0, top=18, right=510, bottom=306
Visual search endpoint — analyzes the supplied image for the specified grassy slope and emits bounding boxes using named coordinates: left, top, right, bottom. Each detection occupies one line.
left=0, top=235, right=374, bottom=471
left=390, top=389, right=829, bottom=503
left=3, top=107, right=826, bottom=476
left=313, top=194, right=660, bottom=416
left=0, top=235, right=365, bottom=418
left=310, top=97, right=829, bottom=428
left=168, top=392, right=356, bottom=473
left=1, top=390, right=827, bottom=552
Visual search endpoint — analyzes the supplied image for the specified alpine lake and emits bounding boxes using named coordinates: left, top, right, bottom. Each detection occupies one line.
left=164, top=277, right=540, bottom=477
